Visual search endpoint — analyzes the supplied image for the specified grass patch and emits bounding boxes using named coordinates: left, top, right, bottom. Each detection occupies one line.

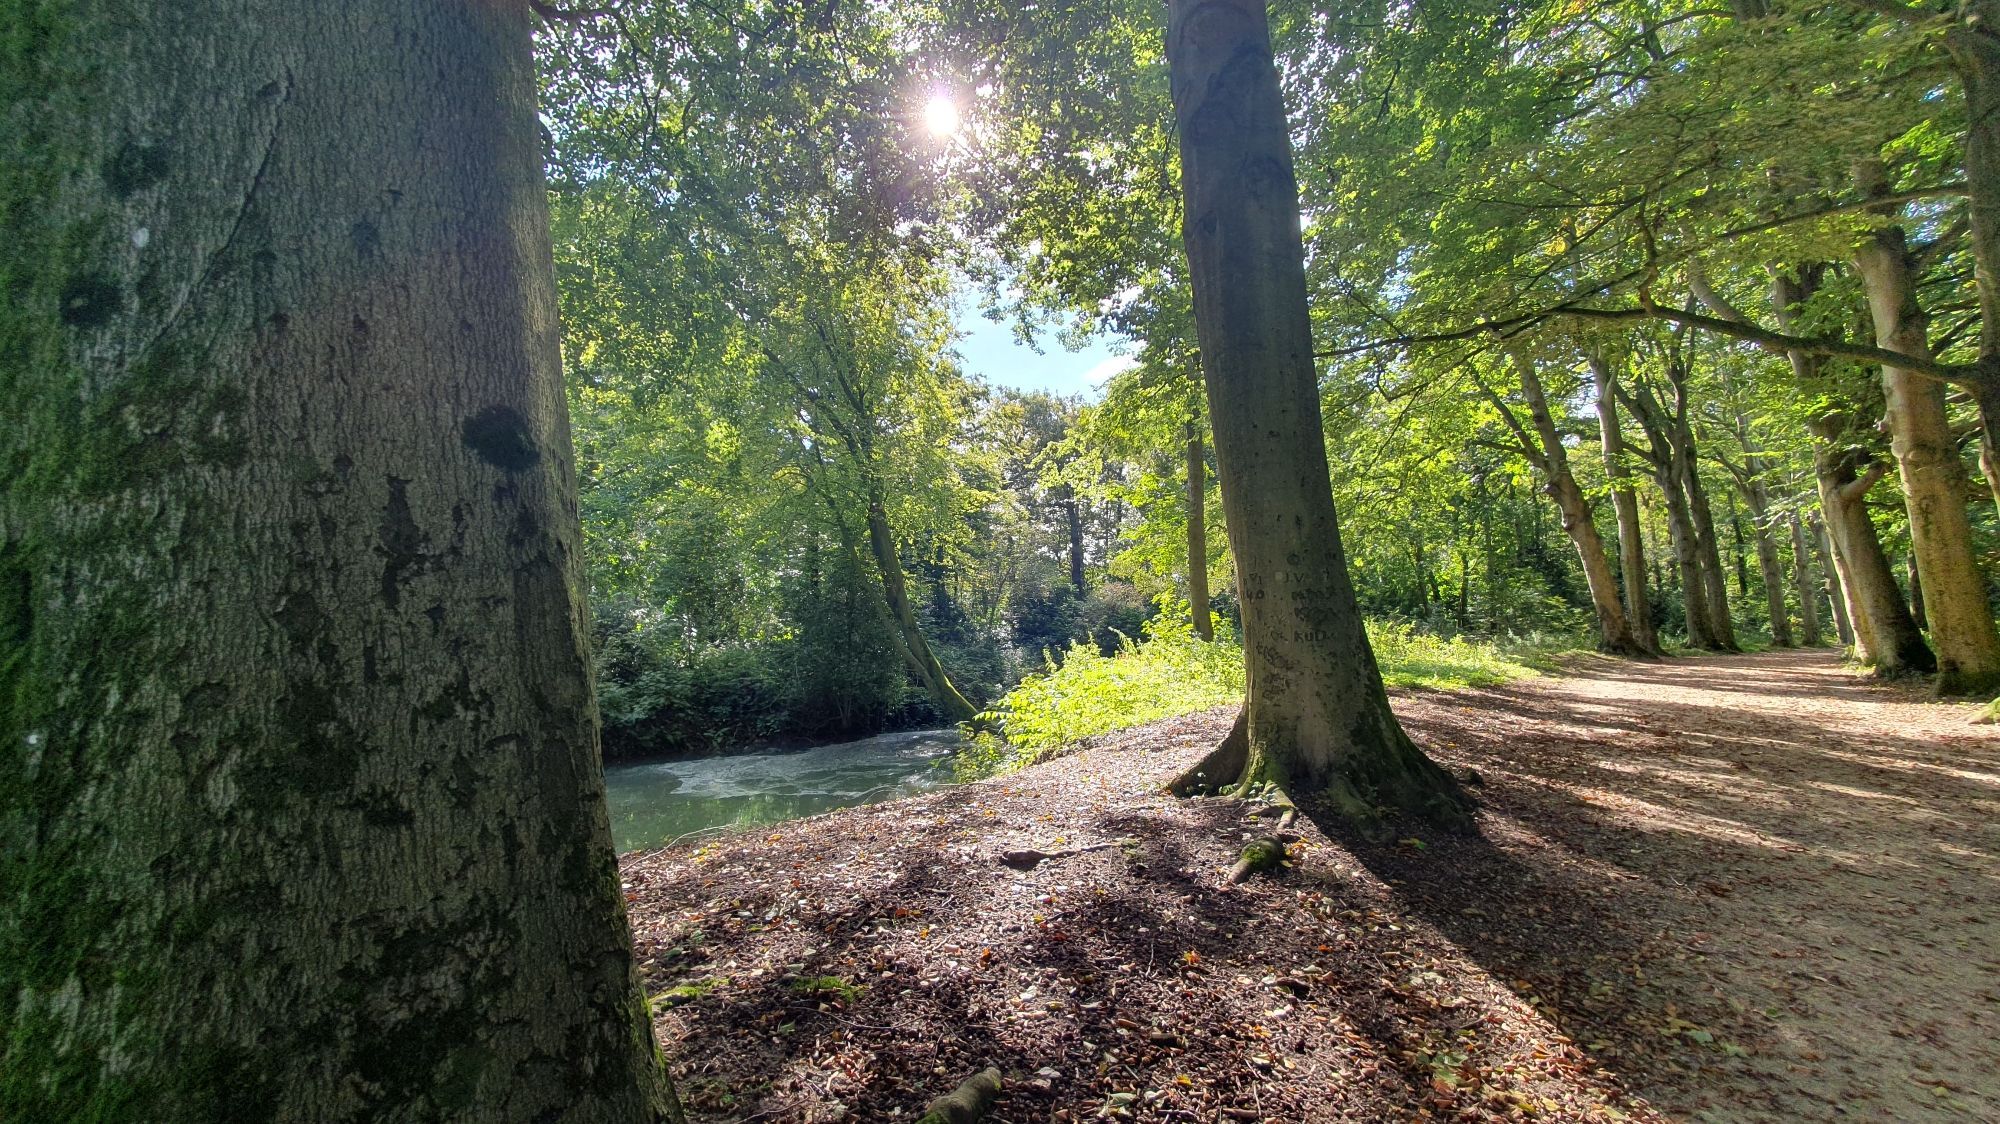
left=965, top=611, right=1579, bottom=774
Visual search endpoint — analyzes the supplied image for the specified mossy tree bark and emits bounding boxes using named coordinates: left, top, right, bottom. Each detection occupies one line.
left=1588, top=353, right=1660, bottom=654
left=1945, top=0, right=2000, bottom=513
left=1164, top=0, right=1469, bottom=827
left=1, top=2, right=680, bottom=1120
left=1852, top=172, right=2000, bottom=695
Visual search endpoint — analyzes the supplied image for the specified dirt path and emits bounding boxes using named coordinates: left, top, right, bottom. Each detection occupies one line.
left=1380, top=649, right=1999, bottom=1121
left=620, top=649, right=1998, bottom=1122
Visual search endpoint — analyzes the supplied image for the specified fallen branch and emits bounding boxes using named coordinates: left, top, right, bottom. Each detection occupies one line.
left=917, top=1066, right=1002, bottom=1124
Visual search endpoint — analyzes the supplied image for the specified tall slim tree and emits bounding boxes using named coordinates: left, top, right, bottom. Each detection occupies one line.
left=2, top=2, right=679, bottom=1119
left=1164, top=0, right=1468, bottom=825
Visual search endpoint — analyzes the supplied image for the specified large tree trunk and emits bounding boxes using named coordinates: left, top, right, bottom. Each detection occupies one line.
left=1164, top=0, right=1467, bottom=826
left=1588, top=355, right=1660, bottom=654
left=1946, top=0, right=2000, bottom=512
left=865, top=497, right=979, bottom=723
left=1502, top=351, right=1644, bottom=655
left=1674, top=419, right=1739, bottom=651
left=1186, top=426, right=1214, bottom=640
left=1789, top=514, right=1825, bottom=647
left=1852, top=177, right=2000, bottom=694
left=0, top=2, right=681, bottom=1119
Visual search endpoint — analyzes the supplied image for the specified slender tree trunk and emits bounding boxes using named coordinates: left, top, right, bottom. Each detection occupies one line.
left=1588, top=355, right=1660, bottom=653
left=1062, top=489, right=1088, bottom=597
left=1813, top=515, right=1855, bottom=647
left=0, top=3, right=680, bottom=1119
left=1678, top=432, right=1739, bottom=650
left=1733, top=476, right=1794, bottom=646
left=1503, top=351, right=1643, bottom=654
left=1852, top=173, right=2000, bottom=694
left=1187, top=426, right=1214, bottom=640
left=1908, top=553, right=1930, bottom=632
left=865, top=498, right=977, bottom=722
left=1163, top=0, right=1467, bottom=825
left=1789, top=514, right=1824, bottom=646
left=1623, top=383, right=1726, bottom=648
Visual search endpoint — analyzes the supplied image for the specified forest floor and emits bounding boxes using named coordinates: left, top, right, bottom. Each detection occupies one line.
left=620, top=649, right=1999, bottom=1122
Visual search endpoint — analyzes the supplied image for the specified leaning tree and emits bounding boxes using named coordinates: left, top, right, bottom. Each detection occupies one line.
left=2, top=1, right=679, bottom=1118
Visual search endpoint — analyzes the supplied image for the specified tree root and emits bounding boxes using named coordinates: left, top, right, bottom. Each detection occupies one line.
left=1227, top=836, right=1287, bottom=884
left=917, top=1066, right=1002, bottom=1124
left=996, top=838, right=1137, bottom=871
left=1166, top=708, right=1247, bottom=796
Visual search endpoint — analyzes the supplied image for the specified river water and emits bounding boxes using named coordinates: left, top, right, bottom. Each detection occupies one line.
left=601, top=728, right=962, bottom=853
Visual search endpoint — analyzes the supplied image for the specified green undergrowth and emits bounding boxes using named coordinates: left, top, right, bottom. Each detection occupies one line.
left=959, top=611, right=1576, bottom=777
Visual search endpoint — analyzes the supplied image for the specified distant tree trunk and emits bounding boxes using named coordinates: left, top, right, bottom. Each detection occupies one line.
left=1813, top=515, right=1855, bottom=647
left=1186, top=426, right=1214, bottom=640
left=1620, top=381, right=1730, bottom=649
left=1061, top=487, right=1088, bottom=597
left=1163, top=0, right=1468, bottom=825
left=1722, top=464, right=1794, bottom=647
left=1493, top=351, right=1644, bottom=655
left=1852, top=167, right=2000, bottom=694
left=1588, top=354, right=1660, bottom=654
left=1789, top=514, right=1824, bottom=646
left=1676, top=427, right=1739, bottom=650
left=865, top=497, right=978, bottom=722
left=0, top=3, right=680, bottom=1119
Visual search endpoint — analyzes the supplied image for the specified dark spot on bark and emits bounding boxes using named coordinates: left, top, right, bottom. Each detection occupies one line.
left=378, top=477, right=426, bottom=609
left=332, top=452, right=353, bottom=477
left=352, top=314, right=370, bottom=340
left=424, top=603, right=445, bottom=633
left=102, top=139, right=168, bottom=196
left=362, top=645, right=378, bottom=684
left=267, top=310, right=289, bottom=332
left=356, top=790, right=414, bottom=827
left=351, top=219, right=381, bottom=258
left=0, top=553, right=30, bottom=647
left=256, top=78, right=283, bottom=97
left=462, top=406, right=540, bottom=473
left=59, top=272, right=121, bottom=328
left=511, top=505, right=539, bottom=544
left=272, top=590, right=328, bottom=649
left=180, top=681, right=229, bottom=716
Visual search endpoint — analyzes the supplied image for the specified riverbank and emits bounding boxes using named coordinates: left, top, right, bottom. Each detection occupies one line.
left=621, top=651, right=1997, bottom=1121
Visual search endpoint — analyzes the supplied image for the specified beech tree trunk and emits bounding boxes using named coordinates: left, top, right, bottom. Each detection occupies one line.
left=1187, top=426, right=1214, bottom=640
left=1062, top=489, right=1088, bottom=597
left=1497, top=352, right=1643, bottom=655
left=865, top=497, right=978, bottom=723
left=1588, top=355, right=1660, bottom=654
left=1852, top=177, right=2000, bottom=694
left=0, top=3, right=680, bottom=1119
left=1164, top=0, right=1468, bottom=826
left=1789, top=514, right=1824, bottom=647
left=1946, top=0, right=2000, bottom=512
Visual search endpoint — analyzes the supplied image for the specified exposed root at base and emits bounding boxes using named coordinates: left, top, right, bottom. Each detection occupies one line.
left=917, top=1066, right=1002, bottom=1124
